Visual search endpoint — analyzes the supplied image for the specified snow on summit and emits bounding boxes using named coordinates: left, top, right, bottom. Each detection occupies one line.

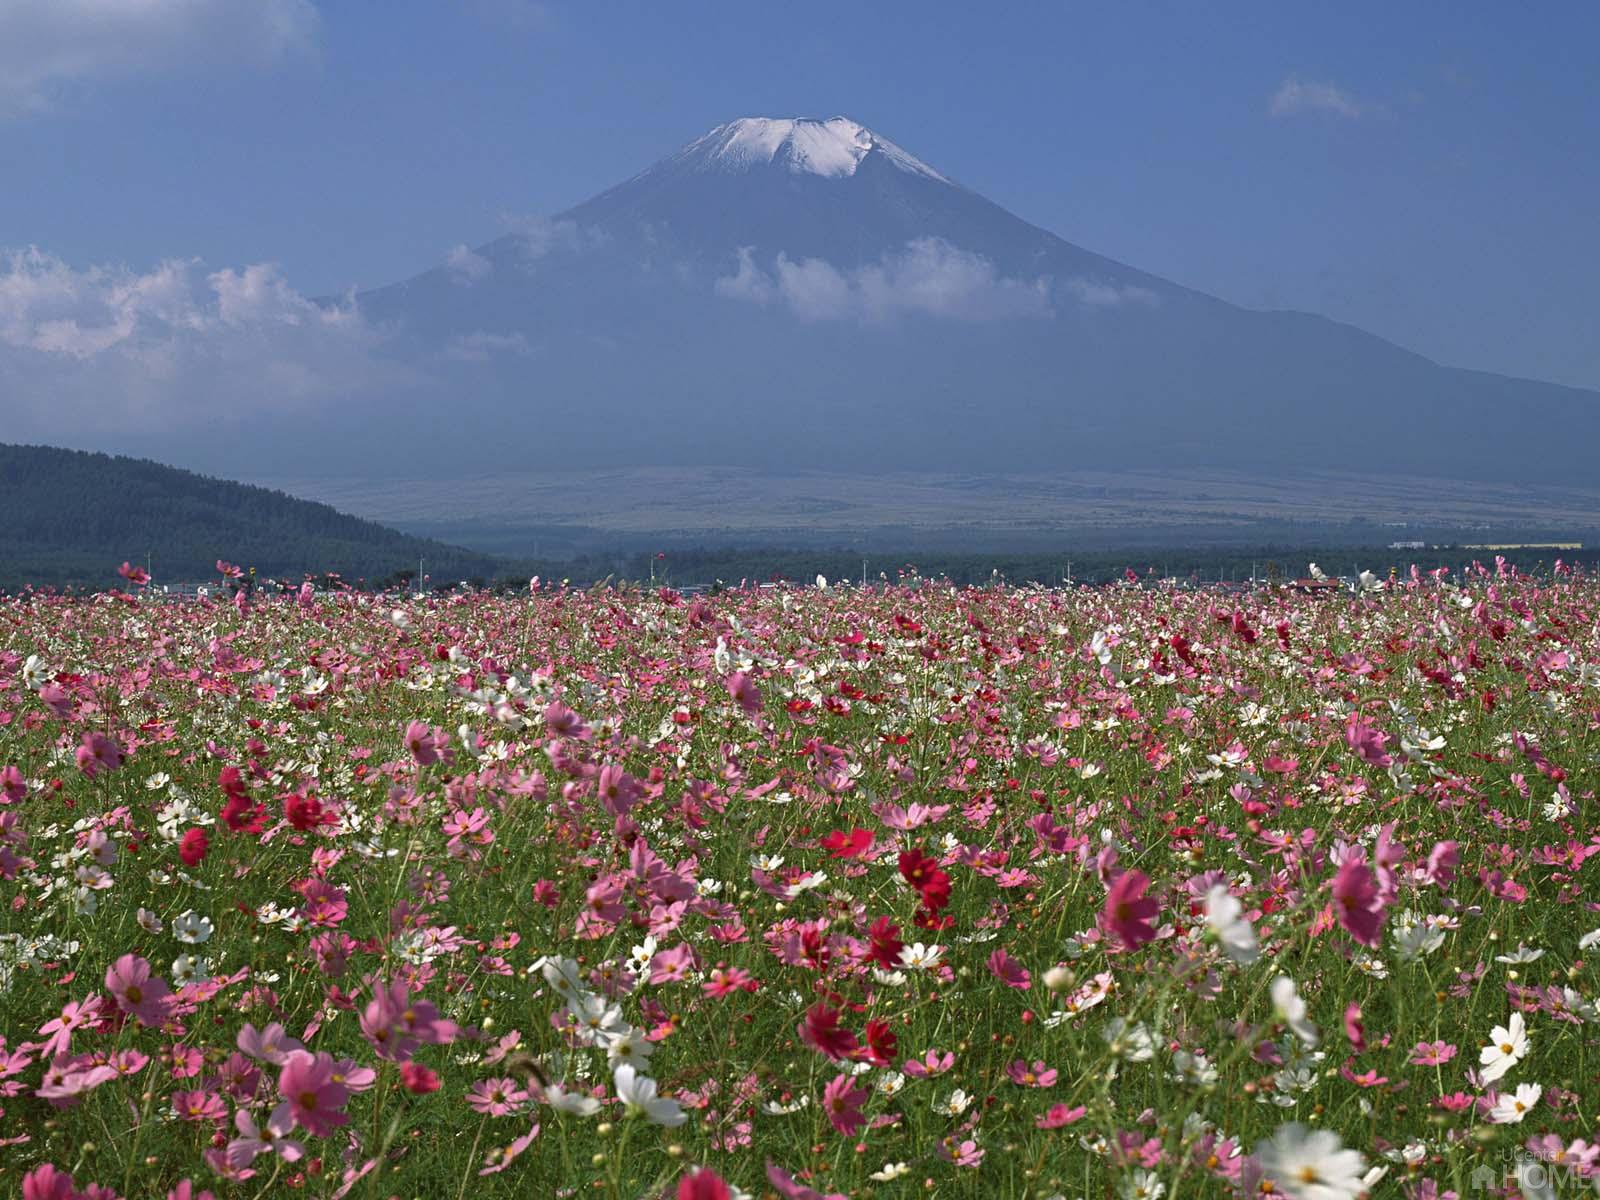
left=671, top=117, right=948, bottom=182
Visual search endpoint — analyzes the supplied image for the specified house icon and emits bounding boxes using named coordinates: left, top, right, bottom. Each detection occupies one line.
left=1469, top=1163, right=1499, bottom=1191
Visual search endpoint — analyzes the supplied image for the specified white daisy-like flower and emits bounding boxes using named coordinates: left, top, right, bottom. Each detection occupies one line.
left=1479, top=1011, right=1529, bottom=1083
left=1487, top=1082, right=1542, bottom=1124
left=613, top=1064, right=686, bottom=1127
left=898, top=942, right=946, bottom=971
left=172, top=911, right=214, bottom=945
left=870, top=1162, right=910, bottom=1181
left=1202, top=884, right=1259, bottom=964
left=1271, top=976, right=1320, bottom=1048
left=1256, top=1124, right=1368, bottom=1200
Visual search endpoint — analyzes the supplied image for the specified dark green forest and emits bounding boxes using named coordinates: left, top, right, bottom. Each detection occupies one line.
left=0, top=443, right=497, bottom=590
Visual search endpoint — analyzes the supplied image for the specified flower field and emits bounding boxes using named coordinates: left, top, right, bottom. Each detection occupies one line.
left=1, top=566, right=1596, bottom=1200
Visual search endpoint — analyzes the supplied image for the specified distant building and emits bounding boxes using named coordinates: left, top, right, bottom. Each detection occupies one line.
left=1388, top=540, right=1426, bottom=550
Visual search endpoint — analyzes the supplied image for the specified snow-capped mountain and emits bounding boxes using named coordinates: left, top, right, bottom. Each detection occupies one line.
left=209, top=117, right=1600, bottom=482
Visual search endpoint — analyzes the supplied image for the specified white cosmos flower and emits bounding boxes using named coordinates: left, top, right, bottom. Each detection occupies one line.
left=541, top=1084, right=601, bottom=1117
left=871, top=1162, right=910, bottom=1181
left=1488, top=1082, right=1542, bottom=1124
left=613, top=1064, right=686, bottom=1127
left=1256, top=1124, right=1368, bottom=1200
left=1580, top=928, right=1600, bottom=951
left=1493, top=944, right=1544, bottom=964
left=1271, top=977, right=1320, bottom=1048
left=933, top=1088, right=973, bottom=1117
left=136, top=907, right=164, bottom=935
left=1202, top=885, right=1259, bottom=964
left=172, top=911, right=214, bottom=945
left=599, top=1025, right=655, bottom=1069
left=1102, top=1017, right=1156, bottom=1062
left=898, top=943, right=946, bottom=970
left=171, top=954, right=208, bottom=985
left=1479, top=1011, right=1529, bottom=1083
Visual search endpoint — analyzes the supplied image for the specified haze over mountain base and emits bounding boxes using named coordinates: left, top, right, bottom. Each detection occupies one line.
left=255, top=466, right=1600, bottom=556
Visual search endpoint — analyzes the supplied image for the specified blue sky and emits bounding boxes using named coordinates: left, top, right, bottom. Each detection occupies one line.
left=3, top=0, right=1598, bottom=389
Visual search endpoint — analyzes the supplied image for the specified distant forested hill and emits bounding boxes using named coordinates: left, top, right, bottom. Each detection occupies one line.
left=0, top=443, right=499, bottom=589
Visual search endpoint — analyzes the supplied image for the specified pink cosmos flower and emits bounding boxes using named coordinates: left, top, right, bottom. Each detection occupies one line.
left=678, top=1168, right=732, bottom=1200
left=765, top=1162, right=848, bottom=1200
left=105, top=954, right=173, bottom=1027
left=477, top=1122, right=540, bottom=1176
left=1102, top=869, right=1159, bottom=949
left=1037, top=1103, right=1087, bottom=1129
left=1007, top=1059, right=1058, bottom=1088
left=903, top=1049, right=954, bottom=1077
left=987, top=947, right=1032, bottom=989
left=595, top=764, right=643, bottom=818
left=22, top=1164, right=80, bottom=1200
left=276, top=1050, right=351, bottom=1137
left=821, top=1072, right=868, bottom=1136
left=467, top=1078, right=528, bottom=1115
left=1344, top=1003, right=1366, bottom=1053
left=237, top=1022, right=305, bottom=1065
left=38, top=996, right=102, bottom=1059
left=400, top=1061, right=441, bottom=1094
left=403, top=720, right=453, bottom=766
left=939, top=1137, right=985, bottom=1166
left=225, top=1106, right=305, bottom=1170
left=1410, top=1041, right=1458, bottom=1066
left=75, top=731, right=123, bottom=779
left=1331, top=857, right=1386, bottom=946
left=726, top=671, right=762, bottom=717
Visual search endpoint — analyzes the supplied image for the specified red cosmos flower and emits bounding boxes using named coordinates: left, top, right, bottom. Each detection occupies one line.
left=899, top=847, right=951, bottom=913
left=678, top=1168, right=732, bottom=1200
left=179, top=828, right=209, bottom=866
left=797, top=1003, right=858, bottom=1062
left=284, top=792, right=326, bottom=832
left=866, top=916, right=903, bottom=969
left=1101, top=869, right=1159, bottom=949
left=820, top=828, right=874, bottom=859
left=399, top=1062, right=441, bottom=1094
left=860, top=1018, right=898, bottom=1066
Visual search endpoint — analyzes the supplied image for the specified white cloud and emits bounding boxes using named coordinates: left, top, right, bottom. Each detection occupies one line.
left=713, top=247, right=777, bottom=305
left=0, top=0, right=319, bottom=117
left=716, top=239, right=1053, bottom=322
left=443, top=331, right=532, bottom=362
left=499, top=215, right=597, bottom=264
left=1063, top=278, right=1157, bottom=308
left=0, top=246, right=402, bottom=432
left=446, top=244, right=493, bottom=284
left=1269, top=76, right=1368, bottom=119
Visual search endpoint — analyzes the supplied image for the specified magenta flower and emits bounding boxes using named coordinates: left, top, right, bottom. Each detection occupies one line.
left=987, top=947, right=1032, bottom=989
left=726, top=671, right=763, bottom=716
left=403, top=720, right=453, bottom=766
left=105, top=954, right=172, bottom=1027
left=1101, top=869, right=1159, bottom=949
left=1007, top=1059, right=1058, bottom=1088
left=276, top=1050, right=351, bottom=1137
left=1410, top=1040, right=1458, bottom=1066
left=37, top=996, right=101, bottom=1059
left=466, top=1078, right=529, bottom=1116
left=1331, top=857, right=1386, bottom=946
left=1037, top=1103, right=1088, bottom=1129
left=75, top=731, right=122, bottom=778
left=821, top=1072, right=868, bottom=1136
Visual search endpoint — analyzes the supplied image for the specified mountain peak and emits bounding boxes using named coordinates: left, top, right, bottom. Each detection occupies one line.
left=667, top=116, right=948, bottom=182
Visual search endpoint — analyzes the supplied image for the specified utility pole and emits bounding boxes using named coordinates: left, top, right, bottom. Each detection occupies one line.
left=862, top=558, right=867, bottom=589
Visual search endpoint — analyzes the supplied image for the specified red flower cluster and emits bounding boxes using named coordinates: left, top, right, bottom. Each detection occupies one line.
left=899, top=846, right=952, bottom=929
